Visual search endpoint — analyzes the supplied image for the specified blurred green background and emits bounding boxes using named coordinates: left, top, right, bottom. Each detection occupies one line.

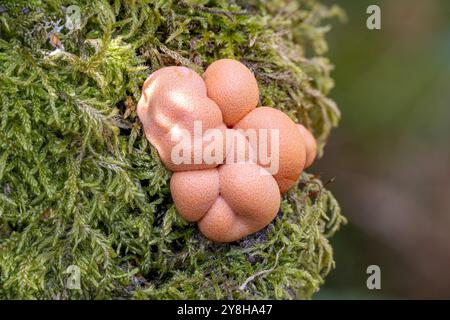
left=315, top=0, right=450, bottom=299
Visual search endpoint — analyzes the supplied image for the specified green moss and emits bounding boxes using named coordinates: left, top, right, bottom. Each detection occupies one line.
left=0, top=0, right=346, bottom=299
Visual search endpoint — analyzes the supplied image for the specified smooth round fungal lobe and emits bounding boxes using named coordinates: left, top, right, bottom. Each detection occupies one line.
left=296, top=124, right=317, bottom=168
left=137, top=66, right=226, bottom=171
left=198, top=196, right=247, bottom=243
left=203, top=59, right=259, bottom=127
left=170, top=169, right=220, bottom=222
left=235, top=107, right=306, bottom=193
left=219, top=163, right=280, bottom=227
left=199, top=163, right=280, bottom=243
left=141, top=66, right=207, bottom=105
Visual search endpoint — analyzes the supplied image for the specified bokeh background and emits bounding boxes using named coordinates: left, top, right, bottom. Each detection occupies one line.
left=315, top=0, right=450, bottom=299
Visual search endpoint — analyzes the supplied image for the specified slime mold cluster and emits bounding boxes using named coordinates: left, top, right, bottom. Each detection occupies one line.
left=137, top=59, right=317, bottom=242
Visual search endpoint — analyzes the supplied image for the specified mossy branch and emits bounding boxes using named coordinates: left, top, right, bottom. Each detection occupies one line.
left=0, top=0, right=345, bottom=299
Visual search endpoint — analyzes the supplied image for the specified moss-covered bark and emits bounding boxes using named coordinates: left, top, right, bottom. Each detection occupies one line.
left=0, top=0, right=346, bottom=299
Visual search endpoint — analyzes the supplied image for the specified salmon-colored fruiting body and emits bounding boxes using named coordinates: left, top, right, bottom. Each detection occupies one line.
left=138, top=60, right=317, bottom=243
left=235, top=107, right=306, bottom=193
left=137, top=66, right=225, bottom=171
left=198, top=163, right=280, bottom=242
left=296, top=124, right=317, bottom=168
left=203, top=59, right=259, bottom=127
left=170, top=169, right=219, bottom=222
